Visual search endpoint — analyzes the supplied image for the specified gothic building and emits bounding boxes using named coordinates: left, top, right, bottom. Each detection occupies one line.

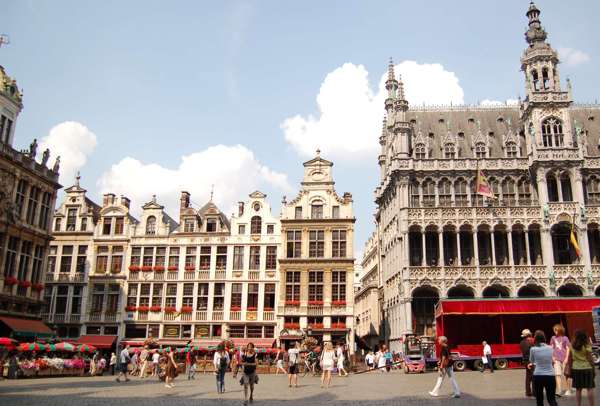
left=0, top=65, right=61, bottom=339
left=375, top=3, right=600, bottom=350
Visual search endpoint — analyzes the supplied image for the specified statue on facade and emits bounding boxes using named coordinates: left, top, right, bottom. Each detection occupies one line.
left=41, top=148, right=50, bottom=166
left=29, top=138, right=38, bottom=159
left=580, top=205, right=587, bottom=221
left=548, top=270, right=556, bottom=293
left=52, top=156, right=60, bottom=173
left=543, top=203, right=550, bottom=222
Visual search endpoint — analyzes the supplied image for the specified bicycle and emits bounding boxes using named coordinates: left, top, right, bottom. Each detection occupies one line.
left=301, top=357, right=321, bottom=377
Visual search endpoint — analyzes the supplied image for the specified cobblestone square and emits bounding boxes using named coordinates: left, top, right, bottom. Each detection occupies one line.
left=2, top=369, right=597, bottom=406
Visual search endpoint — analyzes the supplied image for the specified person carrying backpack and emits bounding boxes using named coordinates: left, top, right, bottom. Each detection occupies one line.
left=213, top=345, right=230, bottom=394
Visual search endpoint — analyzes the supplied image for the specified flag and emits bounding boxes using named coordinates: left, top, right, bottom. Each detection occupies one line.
left=570, top=222, right=581, bottom=258
left=475, top=166, right=494, bottom=198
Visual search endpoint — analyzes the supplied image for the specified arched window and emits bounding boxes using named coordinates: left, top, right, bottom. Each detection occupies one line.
left=474, top=142, right=487, bottom=159
left=560, top=173, right=573, bottom=202
left=454, top=178, right=468, bottom=206
left=505, top=142, right=518, bottom=158
left=439, top=178, right=452, bottom=206
left=541, top=117, right=564, bottom=147
left=145, top=216, right=157, bottom=235
left=586, top=176, right=600, bottom=204
left=311, top=203, right=323, bottom=219
left=501, top=178, right=516, bottom=205
left=517, top=178, right=532, bottom=205
left=414, top=144, right=426, bottom=159
left=443, top=143, right=456, bottom=159
left=489, top=177, right=500, bottom=203
left=470, top=178, right=483, bottom=206
left=542, top=67, right=550, bottom=90
left=532, top=69, right=540, bottom=91
left=410, top=181, right=420, bottom=207
left=547, top=174, right=559, bottom=202
left=422, top=179, right=435, bottom=207
left=250, top=216, right=262, bottom=234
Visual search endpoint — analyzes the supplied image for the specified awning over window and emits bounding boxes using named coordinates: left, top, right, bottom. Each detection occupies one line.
left=0, top=316, right=53, bottom=338
left=76, top=335, right=117, bottom=349
left=231, top=338, right=275, bottom=349
left=435, top=297, right=600, bottom=317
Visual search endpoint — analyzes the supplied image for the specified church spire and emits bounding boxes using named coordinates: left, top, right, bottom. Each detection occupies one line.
left=525, top=1, right=547, bottom=46
left=385, top=58, right=398, bottom=99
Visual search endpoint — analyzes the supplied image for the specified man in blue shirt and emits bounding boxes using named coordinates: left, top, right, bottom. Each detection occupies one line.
left=116, top=345, right=131, bottom=383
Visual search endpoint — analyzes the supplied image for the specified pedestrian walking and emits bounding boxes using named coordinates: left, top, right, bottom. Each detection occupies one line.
left=429, top=336, right=460, bottom=398
left=90, top=352, right=98, bottom=376
left=566, top=330, right=595, bottom=406
left=139, top=346, right=149, bottom=378
left=529, top=330, right=558, bottom=406
left=109, top=352, right=117, bottom=376
left=240, top=343, right=258, bottom=405
left=8, top=352, right=19, bottom=379
left=186, top=350, right=194, bottom=380
left=520, top=329, right=535, bottom=397
left=287, top=341, right=300, bottom=388
left=213, top=344, right=229, bottom=393
left=336, top=343, right=348, bottom=376
left=275, top=345, right=287, bottom=375
left=163, top=347, right=178, bottom=389
left=151, top=350, right=160, bottom=377
left=116, top=345, right=131, bottom=383
left=130, top=350, right=139, bottom=376
left=375, top=345, right=387, bottom=372
left=188, top=353, right=200, bottom=380
left=365, top=351, right=375, bottom=370
left=320, top=342, right=336, bottom=388
left=550, top=324, right=572, bottom=396
left=482, top=341, right=494, bottom=373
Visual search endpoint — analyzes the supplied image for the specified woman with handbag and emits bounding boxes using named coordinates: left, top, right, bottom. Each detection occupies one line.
left=320, top=342, right=336, bottom=389
left=240, top=343, right=257, bottom=405
left=429, top=336, right=461, bottom=398
left=566, top=330, right=595, bottom=406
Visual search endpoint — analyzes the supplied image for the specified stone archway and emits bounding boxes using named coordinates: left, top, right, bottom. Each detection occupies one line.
left=447, top=284, right=475, bottom=299
left=557, top=283, right=583, bottom=297
left=482, top=284, right=511, bottom=298
left=517, top=284, right=545, bottom=297
left=411, top=286, right=440, bottom=336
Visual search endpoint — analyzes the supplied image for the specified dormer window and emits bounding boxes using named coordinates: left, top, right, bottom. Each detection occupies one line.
left=414, top=143, right=426, bottom=159
left=206, top=218, right=217, bottom=232
left=251, top=216, right=262, bottom=234
left=295, top=206, right=302, bottom=219
left=506, top=142, right=518, bottom=158
left=114, top=217, right=124, bottom=235
left=54, top=218, right=62, bottom=232
left=66, top=208, right=77, bottom=231
left=311, top=203, right=323, bottom=219
left=238, top=224, right=246, bottom=235
left=184, top=219, right=195, bottom=233
left=102, top=218, right=112, bottom=235
left=145, top=216, right=157, bottom=235
left=443, top=143, right=456, bottom=159
left=475, top=142, right=487, bottom=159
left=81, top=217, right=87, bottom=232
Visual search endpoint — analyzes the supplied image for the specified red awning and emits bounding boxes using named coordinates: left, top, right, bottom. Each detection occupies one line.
left=279, top=335, right=303, bottom=341
left=232, top=338, right=275, bottom=348
left=436, top=297, right=600, bottom=318
left=0, top=316, right=53, bottom=337
left=76, top=335, right=117, bottom=349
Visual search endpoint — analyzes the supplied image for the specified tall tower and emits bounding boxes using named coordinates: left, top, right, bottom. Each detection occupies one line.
left=0, top=65, right=23, bottom=146
left=384, top=59, right=411, bottom=160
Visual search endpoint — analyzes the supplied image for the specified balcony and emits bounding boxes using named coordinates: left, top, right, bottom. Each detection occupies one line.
left=86, top=312, right=121, bottom=323
left=307, top=305, right=323, bottom=316
left=406, top=264, right=548, bottom=282
left=45, top=273, right=54, bottom=282
left=164, top=312, right=177, bottom=321
left=230, top=310, right=241, bottom=320
left=167, top=272, right=178, bottom=280
left=249, top=271, right=260, bottom=280
left=196, top=310, right=208, bottom=321
left=198, top=271, right=210, bottom=280
left=180, top=312, right=192, bottom=321
left=153, top=272, right=164, bottom=281
left=212, top=310, right=224, bottom=321
left=183, top=271, right=195, bottom=280
left=69, top=314, right=81, bottom=323
left=129, top=271, right=140, bottom=280
left=215, top=270, right=226, bottom=279
left=263, top=311, right=275, bottom=321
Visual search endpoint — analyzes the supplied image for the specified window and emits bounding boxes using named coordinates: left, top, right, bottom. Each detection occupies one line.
left=586, top=176, right=600, bottom=204
left=309, top=230, right=324, bottom=258
left=55, top=285, right=69, bottom=316
left=501, top=178, right=516, bottom=205
left=38, top=192, right=52, bottom=230
left=266, top=246, right=277, bottom=270
left=155, top=247, right=166, bottom=267
left=71, top=286, right=82, bottom=315
left=286, top=230, right=301, bottom=258
left=80, top=217, right=87, bottom=231
left=47, top=246, right=56, bottom=275
left=332, top=230, right=346, bottom=258
left=475, top=142, right=486, bottom=159
left=184, top=219, right=195, bottom=233
left=90, top=284, right=104, bottom=313
left=25, top=187, right=40, bottom=225
left=139, top=283, right=150, bottom=307
left=444, top=143, right=456, bottom=159
left=54, top=218, right=62, bottom=232
left=206, top=218, right=217, bottom=232
left=165, top=283, right=177, bottom=308
left=4, top=236, right=19, bottom=277
left=410, top=181, right=420, bottom=207
left=216, top=246, right=227, bottom=269
left=143, top=247, right=154, bottom=267
left=15, top=180, right=27, bottom=218
left=532, top=69, right=540, bottom=91
left=238, top=225, right=246, bottom=235
left=95, top=246, right=108, bottom=273
left=294, top=206, right=302, bottom=219
left=0, top=115, right=5, bottom=143
left=127, top=284, right=138, bottom=307
left=231, top=283, right=242, bottom=308
left=17, top=241, right=32, bottom=281
left=60, top=246, right=73, bottom=273
left=506, top=142, right=518, bottom=158
left=470, top=179, right=484, bottom=206
left=185, top=246, right=196, bottom=269
left=267, top=224, right=274, bottom=234
left=332, top=206, right=340, bottom=219
left=114, top=217, right=124, bottom=234
left=547, top=174, right=559, bottom=202
left=197, top=283, right=209, bottom=310
left=151, top=283, right=163, bottom=307
left=111, top=246, right=123, bottom=273
left=102, top=218, right=112, bottom=235
left=247, top=283, right=259, bottom=308
left=76, top=245, right=87, bottom=273
left=106, top=284, right=120, bottom=313
left=247, top=325, right=262, bottom=338
left=541, top=117, right=564, bottom=147
left=168, top=247, right=180, bottom=268
left=249, top=246, right=260, bottom=270
left=561, top=173, right=573, bottom=202
left=145, top=216, right=157, bottom=235
left=285, top=271, right=300, bottom=301
left=308, top=271, right=323, bottom=301
left=199, top=246, right=211, bottom=269
left=182, top=283, right=194, bottom=308
left=213, top=283, right=225, bottom=310
left=422, top=179, right=435, bottom=207
left=264, top=283, right=275, bottom=309
left=66, top=208, right=77, bottom=231
left=518, top=178, right=532, bottom=205
left=454, top=179, right=468, bottom=206
left=233, top=246, right=244, bottom=270
left=414, top=144, right=426, bottom=159
left=31, top=245, right=44, bottom=283
left=229, top=326, right=245, bottom=338
left=311, top=204, right=323, bottom=219
left=3, top=118, right=12, bottom=143
left=250, top=216, right=262, bottom=234
left=439, top=179, right=452, bottom=206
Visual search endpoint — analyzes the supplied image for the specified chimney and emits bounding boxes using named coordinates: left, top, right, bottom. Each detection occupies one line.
left=180, top=191, right=190, bottom=210
left=103, top=193, right=115, bottom=207
left=121, top=196, right=130, bottom=209
left=238, top=201, right=244, bottom=217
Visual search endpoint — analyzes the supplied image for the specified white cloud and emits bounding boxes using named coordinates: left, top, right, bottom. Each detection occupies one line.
left=97, top=144, right=292, bottom=218
left=39, top=121, right=97, bottom=185
left=558, top=47, right=591, bottom=67
left=281, top=61, right=464, bottom=160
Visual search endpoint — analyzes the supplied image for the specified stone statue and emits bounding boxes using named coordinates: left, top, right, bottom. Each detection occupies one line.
left=29, top=138, right=38, bottom=158
left=41, top=149, right=50, bottom=166
left=580, top=205, right=587, bottom=220
left=548, top=270, right=556, bottom=292
left=52, top=156, right=60, bottom=173
left=543, top=203, right=550, bottom=222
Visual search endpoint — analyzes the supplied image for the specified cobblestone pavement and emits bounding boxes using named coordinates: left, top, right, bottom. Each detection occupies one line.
left=1, top=369, right=596, bottom=406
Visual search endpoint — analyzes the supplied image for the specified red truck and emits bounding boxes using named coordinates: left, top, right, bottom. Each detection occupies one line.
left=435, top=297, right=600, bottom=371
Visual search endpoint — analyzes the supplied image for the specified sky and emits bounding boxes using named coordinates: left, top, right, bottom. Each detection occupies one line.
left=2, top=0, right=599, bottom=259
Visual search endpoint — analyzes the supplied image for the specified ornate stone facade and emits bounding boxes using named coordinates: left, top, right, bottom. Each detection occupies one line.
left=354, top=233, right=382, bottom=351
left=0, top=65, right=61, bottom=325
left=374, top=3, right=600, bottom=351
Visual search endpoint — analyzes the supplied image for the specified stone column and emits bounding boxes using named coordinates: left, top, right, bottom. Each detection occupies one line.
left=456, top=232, right=462, bottom=266
left=421, top=232, right=426, bottom=266
left=490, top=231, right=496, bottom=266
left=536, top=169, right=549, bottom=204
left=541, top=227, right=554, bottom=267
left=572, top=170, right=586, bottom=206
left=524, top=230, right=530, bottom=265
left=507, top=230, right=514, bottom=266
left=438, top=231, right=444, bottom=267
left=473, top=231, right=479, bottom=266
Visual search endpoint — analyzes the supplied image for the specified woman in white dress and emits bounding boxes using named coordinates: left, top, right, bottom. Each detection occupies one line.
left=376, top=345, right=388, bottom=372
left=320, top=342, right=337, bottom=388
left=336, top=344, right=348, bottom=376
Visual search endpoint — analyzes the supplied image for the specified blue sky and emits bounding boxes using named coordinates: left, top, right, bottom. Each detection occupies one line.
left=2, top=0, right=599, bottom=256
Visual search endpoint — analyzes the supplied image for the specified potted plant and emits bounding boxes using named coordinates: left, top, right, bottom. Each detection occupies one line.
left=332, top=300, right=347, bottom=306
left=141, top=266, right=153, bottom=272
left=308, top=300, right=324, bottom=306
left=153, top=266, right=165, bottom=272
left=285, top=300, right=300, bottom=306
left=263, top=307, right=274, bottom=312
left=167, top=266, right=178, bottom=271
left=137, top=305, right=150, bottom=312
left=150, top=306, right=162, bottom=312
left=284, top=322, right=300, bottom=329
left=32, top=283, right=45, bottom=292
left=230, top=306, right=241, bottom=311
left=164, top=306, right=177, bottom=314
left=180, top=306, right=193, bottom=313
left=128, top=265, right=140, bottom=271
left=18, top=280, right=32, bottom=288
left=184, top=265, right=195, bottom=272
left=4, top=276, right=18, bottom=286
left=247, top=306, right=257, bottom=311
left=125, top=305, right=137, bottom=312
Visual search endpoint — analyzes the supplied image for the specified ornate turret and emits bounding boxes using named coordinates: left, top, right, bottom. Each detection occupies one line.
left=524, top=1, right=547, bottom=46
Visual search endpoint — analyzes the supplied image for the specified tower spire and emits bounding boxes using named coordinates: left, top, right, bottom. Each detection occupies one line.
left=525, top=1, right=547, bottom=46
left=385, top=57, right=398, bottom=99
